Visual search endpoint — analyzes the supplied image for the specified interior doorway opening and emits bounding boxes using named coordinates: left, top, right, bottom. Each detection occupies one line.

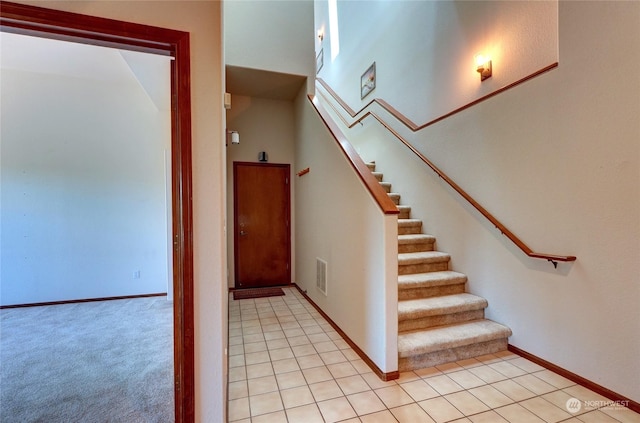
left=0, top=3, right=195, bottom=422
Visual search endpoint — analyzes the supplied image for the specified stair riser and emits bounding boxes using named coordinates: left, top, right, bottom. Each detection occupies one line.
left=398, top=243, right=434, bottom=253
left=383, top=163, right=513, bottom=371
left=399, top=309, right=485, bottom=332
left=398, top=284, right=466, bottom=300
left=399, top=261, right=449, bottom=275
left=398, top=339, right=509, bottom=372
left=398, top=226, right=422, bottom=235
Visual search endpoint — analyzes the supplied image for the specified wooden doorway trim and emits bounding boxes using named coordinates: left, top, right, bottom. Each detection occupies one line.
left=0, top=2, right=195, bottom=422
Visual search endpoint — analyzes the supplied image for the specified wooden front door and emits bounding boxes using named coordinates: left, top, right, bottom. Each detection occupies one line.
left=234, top=162, right=291, bottom=288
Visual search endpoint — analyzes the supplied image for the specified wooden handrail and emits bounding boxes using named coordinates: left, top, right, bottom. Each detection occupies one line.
left=307, top=95, right=399, bottom=216
left=317, top=62, right=558, bottom=130
left=315, top=78, right=576, bottom=266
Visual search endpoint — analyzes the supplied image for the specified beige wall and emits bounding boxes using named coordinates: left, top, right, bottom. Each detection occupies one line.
left=293, top=91, right=399, bottom=372
left=224, top=0, right=315, bottom=93
left=226, top=95, right=297, bottom=288
left=7, top=1, right=227, bottom=421
left=324, top=1, right=640, bottom=402
left=1, top=65, right=170, bottom=305
left=315, top=0, right=557, bottom=124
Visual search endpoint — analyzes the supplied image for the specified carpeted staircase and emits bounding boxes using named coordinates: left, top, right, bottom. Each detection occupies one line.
left=368, top=162, right=512, bottom=372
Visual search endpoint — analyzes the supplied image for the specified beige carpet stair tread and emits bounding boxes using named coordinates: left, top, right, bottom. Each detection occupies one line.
left=398, top=234, right=436, bottom=245
left=398, top=320, right=512, bottom=357
left=373, top=160, right=513, bottom=370
left=388, top=193, right=401, bottom=204
left=398, top=218, right=422, bottom=226
left=398, top=293, right=487, bottom=320
left=397, top=206, right=412, bottom=219
left=399, top=251, right=450, bottom=265
left=398, top=271, right=467, bottom=289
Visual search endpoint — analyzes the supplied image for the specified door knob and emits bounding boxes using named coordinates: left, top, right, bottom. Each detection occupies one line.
left=239, top=230, right=247, bottom=236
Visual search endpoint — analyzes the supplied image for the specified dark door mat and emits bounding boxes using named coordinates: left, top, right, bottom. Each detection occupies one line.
left=233, top=287, right=285, bottom=300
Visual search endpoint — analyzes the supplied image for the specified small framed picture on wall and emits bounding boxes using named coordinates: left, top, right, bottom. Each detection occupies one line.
left=360, top=62, right=376, bottom=99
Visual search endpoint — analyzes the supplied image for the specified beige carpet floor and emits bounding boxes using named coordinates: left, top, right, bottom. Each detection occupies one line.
left=0, top=296, right=174, bottom=422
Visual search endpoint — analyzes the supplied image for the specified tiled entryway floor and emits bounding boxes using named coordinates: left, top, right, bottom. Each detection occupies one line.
left=228, top=287, right=639, bottom=423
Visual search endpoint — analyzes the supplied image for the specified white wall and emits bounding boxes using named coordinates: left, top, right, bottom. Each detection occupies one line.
left=224, top=0, right=316, bottom=92
left=1, top=68, right=169, bottom=305
left=319, top=0, right=640, bottom=403
left=315, top=0, right=557, bottom=123
left=5, top=1, right=227, bottom=421
left=294, top=90, right=398, bottom=373
left=225, top=95, right=296, bottom=288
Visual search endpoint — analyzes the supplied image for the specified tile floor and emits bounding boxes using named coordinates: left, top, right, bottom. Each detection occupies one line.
left=227, top=287, right=639, bottom=423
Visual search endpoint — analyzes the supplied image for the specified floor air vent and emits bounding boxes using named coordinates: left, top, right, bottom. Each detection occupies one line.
left=316, top=258, right=327, bottom=295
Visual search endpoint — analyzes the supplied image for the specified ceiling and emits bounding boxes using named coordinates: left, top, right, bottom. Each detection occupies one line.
left=226, top=65, right=307, bottom=101
left=0, top=32, right=172, bottom=111
left=1, top=32, right=308, bottom=109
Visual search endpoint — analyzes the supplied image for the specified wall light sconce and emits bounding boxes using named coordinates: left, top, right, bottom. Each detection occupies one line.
left=475, top=54, right=492, bottom=81
left=317, top=29, right=324, bottom=42
left=226, top=130, right=239, bottom=146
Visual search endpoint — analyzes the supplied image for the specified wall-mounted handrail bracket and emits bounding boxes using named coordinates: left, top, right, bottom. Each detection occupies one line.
left=297, top=167, right=310, bottom=177
left=548, top=259, right=558, bottom=269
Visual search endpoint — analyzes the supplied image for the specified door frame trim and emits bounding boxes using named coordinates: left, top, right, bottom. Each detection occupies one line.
left=233, top=161, right=291, bottom=288
left=0, top=2, right=195, bottom=422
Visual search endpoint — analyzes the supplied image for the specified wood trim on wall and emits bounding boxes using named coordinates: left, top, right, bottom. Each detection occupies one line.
left=170, top=25, right=195, bottom=423
left=0, top=293, right=168, bottom=310
left=294, top=284, right=400, bottom=382
left=317, top=63, right=558, bottom=129
left=0, top=2, right=195, bottom=422
left=508, top=345, right=640, bottom=414
left=307, top=95, right=399, bottom=216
